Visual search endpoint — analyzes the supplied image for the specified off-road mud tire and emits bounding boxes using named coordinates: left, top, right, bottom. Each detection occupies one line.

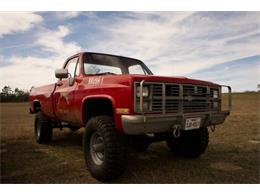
left=166, top=127, right=209, bottom=158
left=83, top=116, right=127, bottom=182
left=34, top=111, right=53, bottom=144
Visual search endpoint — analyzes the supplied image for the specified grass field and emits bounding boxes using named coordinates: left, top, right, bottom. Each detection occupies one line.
left=0, top=93, right=259, bottom=183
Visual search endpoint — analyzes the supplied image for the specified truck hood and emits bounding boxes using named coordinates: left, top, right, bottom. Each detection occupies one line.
left=129, top=74, right=219, bottom=87
left=81, top=74, right=219, bottom=88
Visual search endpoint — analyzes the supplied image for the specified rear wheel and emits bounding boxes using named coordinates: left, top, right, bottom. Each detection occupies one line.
left=166, top=127, right=209, bottom=158
left=83, top=116, right=127, bottom=181
left=34, top=112, right=53, bottom=144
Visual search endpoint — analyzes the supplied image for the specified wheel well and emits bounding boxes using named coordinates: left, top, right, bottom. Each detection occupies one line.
left=83, top=98, right=114, bottom=124
left=33, top=101, right=41, bottom=112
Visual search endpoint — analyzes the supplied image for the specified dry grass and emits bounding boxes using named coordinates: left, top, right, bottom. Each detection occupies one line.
left=0, top=93, right=259, bottom=183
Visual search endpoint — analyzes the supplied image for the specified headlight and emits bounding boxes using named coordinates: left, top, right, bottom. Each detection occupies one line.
left=213, top=90, right=219, bottom=98
left=136, top=86, right=149, bottom=97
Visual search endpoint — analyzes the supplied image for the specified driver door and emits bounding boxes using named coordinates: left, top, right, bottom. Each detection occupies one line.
left=53, top=56, right=80, bottom=123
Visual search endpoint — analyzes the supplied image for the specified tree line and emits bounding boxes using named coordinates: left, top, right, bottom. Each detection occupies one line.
left=0, top=86, right=29, bottom=102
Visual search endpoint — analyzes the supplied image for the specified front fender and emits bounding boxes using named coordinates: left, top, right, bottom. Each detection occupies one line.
left=81, top=95, right=123, bottom=131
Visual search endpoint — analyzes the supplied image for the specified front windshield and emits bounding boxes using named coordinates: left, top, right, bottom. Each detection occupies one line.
left=83, top=53, right=153, bottom=75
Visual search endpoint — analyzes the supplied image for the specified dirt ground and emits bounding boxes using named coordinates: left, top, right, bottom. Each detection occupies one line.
left=0, top=93, right=259, bottom=183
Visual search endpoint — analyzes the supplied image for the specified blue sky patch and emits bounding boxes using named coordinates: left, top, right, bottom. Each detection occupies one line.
left=0, top=11, right=259, bottom=91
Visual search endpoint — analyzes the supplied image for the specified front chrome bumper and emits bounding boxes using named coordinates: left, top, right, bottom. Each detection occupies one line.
left=121, top=111, right=230, bottom=135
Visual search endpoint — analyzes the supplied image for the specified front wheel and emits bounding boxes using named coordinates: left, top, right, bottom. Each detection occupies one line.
left=166, top=127, right=209, bottom=158
left=83, top=116, right=127, bottom=181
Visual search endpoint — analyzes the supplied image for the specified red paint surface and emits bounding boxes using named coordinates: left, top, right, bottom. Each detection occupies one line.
left=29, top=52, right=219, bottom=131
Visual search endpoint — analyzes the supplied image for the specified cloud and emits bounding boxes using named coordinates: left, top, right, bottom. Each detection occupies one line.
left=189, top=55, right=260, bottom=92
left=0, top=12, right=259, bottom=92
left=54, top=12, right=81, bottom=20
left=0, top=56, right=59, bottom=89
left=0, top=24, right=82, bottom=89
left=85, top=12, right=194, bottom=60
left=36, top=25, right=81, bottom=57
left=0, top=12, right=43, bottom=38
left=83, top=12, right=260, bottom=77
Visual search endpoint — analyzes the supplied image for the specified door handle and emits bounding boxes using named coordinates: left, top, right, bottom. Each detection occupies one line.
left=75, top=77, right=83, bottom=83
left=56, top=82, right=63, bottom=86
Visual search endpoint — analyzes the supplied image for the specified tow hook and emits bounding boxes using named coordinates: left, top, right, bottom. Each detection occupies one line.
left=210, top=125, right=216, bottom=132
left=172, top=125, right=181, bottom=138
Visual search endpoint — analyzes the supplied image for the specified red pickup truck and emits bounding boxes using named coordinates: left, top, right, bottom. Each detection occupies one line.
left=29, top=52, right=231, bottom=181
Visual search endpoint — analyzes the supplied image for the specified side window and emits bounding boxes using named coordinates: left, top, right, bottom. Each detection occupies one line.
left=65, top=57, right=79, bottom=78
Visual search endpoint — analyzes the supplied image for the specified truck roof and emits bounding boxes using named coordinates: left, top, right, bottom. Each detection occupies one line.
left=72, top=52, right=143, bottom=63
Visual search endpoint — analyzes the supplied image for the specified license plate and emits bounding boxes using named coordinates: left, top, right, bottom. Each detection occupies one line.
left=185, top=118, right=201, bottom=130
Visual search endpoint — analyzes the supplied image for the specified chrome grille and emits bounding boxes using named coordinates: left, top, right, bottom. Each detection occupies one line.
left=152, top=99, right=163, bottom=111
left=183, top=99, right=208, bottom=113
left=165, top=99, right=179, bottom=112
left=152, top=84, right=163, bottom=97
left=166, top=84, right=179, bottom=96
left=135, top=82, right=220, bottom=113
left=183, top=85, right=195, bottom=95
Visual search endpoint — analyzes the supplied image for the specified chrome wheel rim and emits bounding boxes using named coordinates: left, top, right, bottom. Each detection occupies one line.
left=90, top=131, right=105, bottom=165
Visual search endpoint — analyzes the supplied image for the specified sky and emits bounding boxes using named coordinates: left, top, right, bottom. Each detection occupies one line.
left=0, top=11, right=259, bottom=92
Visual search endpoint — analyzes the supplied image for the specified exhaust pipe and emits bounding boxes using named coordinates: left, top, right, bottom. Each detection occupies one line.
left=172, top=125, right=181, bottom=138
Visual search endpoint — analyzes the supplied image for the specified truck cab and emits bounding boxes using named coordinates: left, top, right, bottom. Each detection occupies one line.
left=29, top=52, right=231, bottom=181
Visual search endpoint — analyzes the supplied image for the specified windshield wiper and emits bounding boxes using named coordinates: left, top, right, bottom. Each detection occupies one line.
left=95, top=72, right=117, bottom=75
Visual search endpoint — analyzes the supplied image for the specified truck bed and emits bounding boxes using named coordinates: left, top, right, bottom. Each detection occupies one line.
left=29, top=83, right=56, bottom=118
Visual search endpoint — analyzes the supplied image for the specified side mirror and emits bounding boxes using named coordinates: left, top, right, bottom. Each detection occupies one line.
left=68, top=77, right=74, bottom=86
left=55, top=69, right=69, bottom=79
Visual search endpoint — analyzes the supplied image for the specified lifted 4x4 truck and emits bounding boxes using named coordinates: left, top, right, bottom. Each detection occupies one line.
left=29, top=52, right=231, bottom=181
